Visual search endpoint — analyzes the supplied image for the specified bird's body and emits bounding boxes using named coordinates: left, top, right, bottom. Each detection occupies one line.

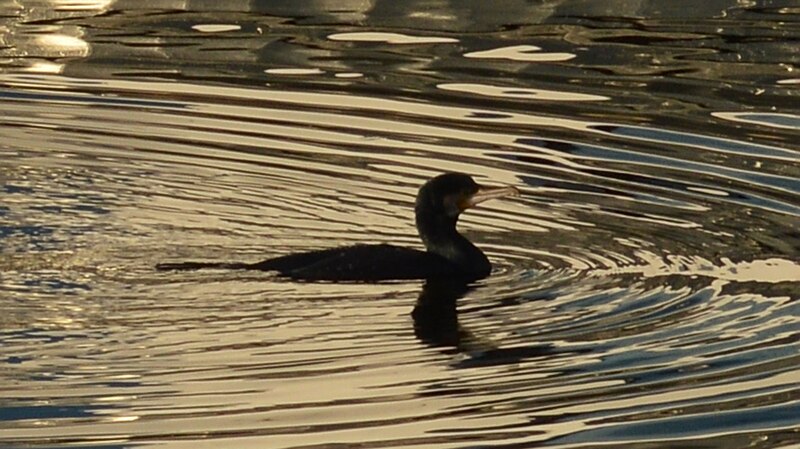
left=156, top=173, right=518, bottom=282
left=258, top=244, right=472, bottom=281
left=157, top=245, right=472, bottom=281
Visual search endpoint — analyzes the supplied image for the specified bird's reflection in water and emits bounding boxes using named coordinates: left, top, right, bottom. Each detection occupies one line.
left=412, top=279, right=560, bottom=367
left=412, top=278, right=470, bottom=348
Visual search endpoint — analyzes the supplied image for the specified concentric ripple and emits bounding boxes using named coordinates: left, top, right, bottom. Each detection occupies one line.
left=1, top=70, right=798, bottom=449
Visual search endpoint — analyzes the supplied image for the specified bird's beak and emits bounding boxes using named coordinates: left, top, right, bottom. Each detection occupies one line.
left=461, top=184, right=520, bottom=210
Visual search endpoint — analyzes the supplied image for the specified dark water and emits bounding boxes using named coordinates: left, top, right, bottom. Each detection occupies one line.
left=1, top=1, right=799, bottom=448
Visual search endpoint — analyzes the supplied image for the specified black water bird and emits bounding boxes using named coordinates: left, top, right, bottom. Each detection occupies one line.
left=156, top=173, right=519, bottom=281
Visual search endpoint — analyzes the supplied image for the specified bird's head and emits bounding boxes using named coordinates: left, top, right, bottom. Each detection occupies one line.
left=415, top=173, right=519, bottom=223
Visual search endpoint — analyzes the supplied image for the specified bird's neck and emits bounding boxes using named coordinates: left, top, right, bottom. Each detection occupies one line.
left=416, top=214, right=490, bottom=276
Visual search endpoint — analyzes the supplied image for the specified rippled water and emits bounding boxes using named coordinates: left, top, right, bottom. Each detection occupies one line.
left=1, top=1, right=799, bottom=448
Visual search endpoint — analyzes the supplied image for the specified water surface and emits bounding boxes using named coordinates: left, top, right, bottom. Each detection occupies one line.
left=1, top=1, right=799, bottom=448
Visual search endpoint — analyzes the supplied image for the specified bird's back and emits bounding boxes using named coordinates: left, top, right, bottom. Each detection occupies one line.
left=253, top=244, right=467, bottom=281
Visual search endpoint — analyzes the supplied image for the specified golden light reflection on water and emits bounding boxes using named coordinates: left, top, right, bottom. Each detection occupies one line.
left=191, top=24, right=242, bottom=33
left=464, top=44, right=576, bottom=62
left=46, top=0, right=114, bottom=10
left=0, top=30, right=90, bottom=68
left=438, top=82, right=610, bottom=102
left=0, top=0, right=109, bottom=73
left=1, top=7, right=799, bottom=443
left=264, top=68, right=327, bottom=76
left=328, top=32, right=459, bottom=44
left=598, top=255, right=800, bottom=284
left=713, top=112, right=800, bottom=131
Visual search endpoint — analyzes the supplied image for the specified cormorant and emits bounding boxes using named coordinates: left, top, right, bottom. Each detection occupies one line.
left=156, top=173, right=519, bottom=281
